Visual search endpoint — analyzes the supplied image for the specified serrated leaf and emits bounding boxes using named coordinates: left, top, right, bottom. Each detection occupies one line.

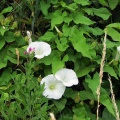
left=93, top=8, right=111, bottom=20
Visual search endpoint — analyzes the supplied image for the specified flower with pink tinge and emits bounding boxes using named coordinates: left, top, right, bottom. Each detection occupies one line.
left=27, top=41, right=51, bottom=59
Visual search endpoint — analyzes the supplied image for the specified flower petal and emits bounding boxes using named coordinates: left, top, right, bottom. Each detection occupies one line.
left=41, top=74, right=66, bottom=99
left=27, top=41, right=51, bottom=59
left=55, top=68, right=79, bottom=87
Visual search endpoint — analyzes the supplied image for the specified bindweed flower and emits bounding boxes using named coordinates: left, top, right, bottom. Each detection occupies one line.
left=55, top=68, right=78, bottom=87
left=115, top=46, right=120, bottom=61
left=41, top=74, right=66, bottom=99
left=27, top=41, right=51, bottom=59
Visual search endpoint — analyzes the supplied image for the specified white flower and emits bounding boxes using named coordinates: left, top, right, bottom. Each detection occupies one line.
left=41, top=74, right=66, bottom=99
left=27, top=41, right=51, bottom=59
left=55, top=68, right=78, bottom=87
left=115, top=46, right=120, bottom=61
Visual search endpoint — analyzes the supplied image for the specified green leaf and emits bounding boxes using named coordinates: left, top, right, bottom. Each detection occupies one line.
left=107, top=23, right=120, bottom=29
left=74, top=0, right=91, bottom=6
left=107, top=27, right=120, bottom=41
left=104, top=66, right=118, bottom=79
left=83, top=26, right=103, bottom=36
left=70, top=30, right=92, bottom=58
left=0, top=58, right=7, bottom=69
left=108, top=0, right=118, bottom=10
left=5, top=32, right=15, bottom=42
left=93, top=8, right=111, bottom=20
left=98, top=0, right=108, bottom=6
left=73, top=104, right=91, bottom=120
left=62, top=54, right=69, bottom=62
left=85, top=73, right=115, bottom=116
left=52, top=60, right=64, bottom=73
left=51, top=16, right=63, bottom=29
left=0, top=38, right=5, bottom=50
left=1, top=92, right=9, bottom=100
left=64, top=15, right=73, bottom=24
left=40, top=0, right=50, bottom=15
left=0, top=26, right=8, bottom=36
left=102, top=108, right=116, bottom=120
left=0, top=6, right=13, bottom=14
left=76, top=65, right=94, bottom=77
left=55, top=37, right=68, bottom=51
left=0, top=69, right=12, bottom=85
left=53, top=98, right=67, bottom=111
left=15, top=36, right=26, bottom=46
left=73, top=12, right=95, bottom=25
left=39, top=32, right=55, bottom=41
left=106, top=40, right=119, bottom=48
left=49, top=0, right=58, bottom=4
left=62, top=24, right=71, bottom=37
left=80, top=91, right=95, bottom=100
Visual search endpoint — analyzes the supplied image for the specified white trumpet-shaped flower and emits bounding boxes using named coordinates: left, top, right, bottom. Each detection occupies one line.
left=27, top=41, right=51, bottom=59
left=41, top=74, right=66, bottom=99
left=55, top=68, right=78, bottom=87
left=115, top=46, right=120, bottom=61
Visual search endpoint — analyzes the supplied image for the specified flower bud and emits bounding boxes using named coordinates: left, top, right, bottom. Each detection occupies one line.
left=55, top=26, right=63, bottom=37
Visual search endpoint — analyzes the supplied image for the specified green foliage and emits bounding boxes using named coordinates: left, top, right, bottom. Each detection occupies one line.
left=1, top=0, right=120, bottom=119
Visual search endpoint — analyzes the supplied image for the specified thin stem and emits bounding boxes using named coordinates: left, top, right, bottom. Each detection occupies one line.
left=108, top=74, right=120, bottom=120
left=96, top=30, right=107, bottom=120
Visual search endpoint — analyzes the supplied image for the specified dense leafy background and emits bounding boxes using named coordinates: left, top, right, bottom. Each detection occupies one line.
left=0, top=0, right=120, bottom=119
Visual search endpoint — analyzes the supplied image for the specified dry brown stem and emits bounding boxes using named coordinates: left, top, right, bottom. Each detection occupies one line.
left=96, top=30, right=107, bottom=120
left=108, top=75, right=120, bottom=120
